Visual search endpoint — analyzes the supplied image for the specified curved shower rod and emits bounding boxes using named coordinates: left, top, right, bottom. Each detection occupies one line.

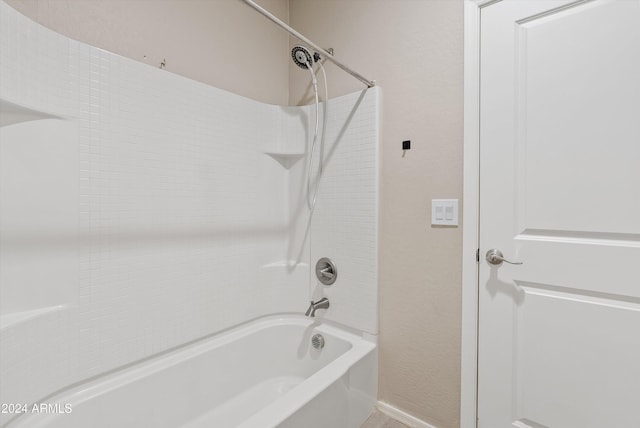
left=240, top=0, right=376, bottom=88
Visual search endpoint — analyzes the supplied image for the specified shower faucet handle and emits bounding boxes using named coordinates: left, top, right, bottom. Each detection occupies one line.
left=315, top=258, right=337, bottom=285
left=319, top=267, right=334, bottom=280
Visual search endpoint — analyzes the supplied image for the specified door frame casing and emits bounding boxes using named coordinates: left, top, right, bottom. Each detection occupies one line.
left=461, top=1, right=501, bottom=426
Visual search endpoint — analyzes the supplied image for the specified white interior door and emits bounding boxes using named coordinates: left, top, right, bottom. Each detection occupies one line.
left=478, top=1, right=640, bottom=427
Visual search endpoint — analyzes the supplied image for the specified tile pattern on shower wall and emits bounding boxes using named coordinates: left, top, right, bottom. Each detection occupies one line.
left=0, top=3, right=77, bottom=117
left=74, top=45, right=310, bottom=377
left=309, top=89, right=379, bottom=335
left=78, top=47, right=267, bottom=376
left=0, top=4, right=80, bottom=422
left=285, top=104, right=313, bottom=272
left=0, top=0, right=308, bottom=409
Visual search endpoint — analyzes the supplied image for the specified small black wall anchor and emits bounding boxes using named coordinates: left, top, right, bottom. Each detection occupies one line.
left=402, top=140, right=411, bottom=158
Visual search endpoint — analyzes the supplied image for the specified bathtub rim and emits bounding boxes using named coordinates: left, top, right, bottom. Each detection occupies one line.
left=6, top=313, right=376, bottom=428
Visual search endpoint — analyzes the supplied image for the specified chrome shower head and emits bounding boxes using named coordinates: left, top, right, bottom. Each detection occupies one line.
left=291, top=45, right=314, bottom=69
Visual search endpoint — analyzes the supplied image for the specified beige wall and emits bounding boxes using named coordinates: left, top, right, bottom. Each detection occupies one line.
left=289, top=1, right=463, bottom=427
left=7, top=0, right=464, bottom=426
left=5, top=0, right=291, bottom=105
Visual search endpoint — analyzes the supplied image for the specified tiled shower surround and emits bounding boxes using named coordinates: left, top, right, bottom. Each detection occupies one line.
left=0, top=1, right=378, bottom=422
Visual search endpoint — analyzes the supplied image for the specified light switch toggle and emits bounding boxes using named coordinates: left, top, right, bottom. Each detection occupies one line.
left=445, top=206, right=454, bottom=220
left=432, top=199, right=458, bottom=226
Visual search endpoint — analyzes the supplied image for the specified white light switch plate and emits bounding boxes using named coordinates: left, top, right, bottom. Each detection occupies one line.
left=432, top=199, right=458, bottom=226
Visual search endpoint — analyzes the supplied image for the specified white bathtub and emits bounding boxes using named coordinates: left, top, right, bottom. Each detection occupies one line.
left=6, top=316, right=376, bottom=428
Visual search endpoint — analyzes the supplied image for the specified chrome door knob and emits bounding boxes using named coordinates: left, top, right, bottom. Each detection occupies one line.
left=485, top=249, right=523, bottom=266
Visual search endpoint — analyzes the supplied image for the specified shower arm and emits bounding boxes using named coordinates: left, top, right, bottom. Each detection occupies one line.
left=240, top=0, right=376, bottom=88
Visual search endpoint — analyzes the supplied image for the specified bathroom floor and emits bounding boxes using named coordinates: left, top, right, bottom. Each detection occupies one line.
left=361, top=410, right=409, bottom=428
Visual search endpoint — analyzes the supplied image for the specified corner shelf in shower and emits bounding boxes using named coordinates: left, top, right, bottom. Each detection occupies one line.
left=0, top=99, right=62, bottom=127
left=0, top=304, right=68, bottom=332
left=264, top=151, right=305, bottom=169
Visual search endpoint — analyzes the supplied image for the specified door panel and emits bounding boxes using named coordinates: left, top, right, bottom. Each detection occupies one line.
left=515, top=284, right=640, bottom=428
left=478, top=1, right=640, bottom=427
left=516, top=0, right=640, bottom=235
